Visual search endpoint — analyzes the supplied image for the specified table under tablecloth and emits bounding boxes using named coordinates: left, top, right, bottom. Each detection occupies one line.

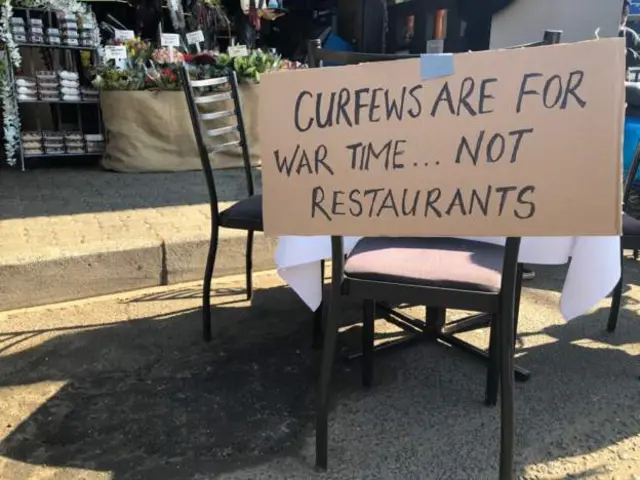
left=275, top=236, right=621, bottom=320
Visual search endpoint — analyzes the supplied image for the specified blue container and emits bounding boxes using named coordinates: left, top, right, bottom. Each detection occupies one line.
left=624, top=115, right=640, bottom=183
left=321, top=34, right=354, bottom=66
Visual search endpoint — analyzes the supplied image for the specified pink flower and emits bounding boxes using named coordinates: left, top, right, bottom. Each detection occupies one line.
left=151, top=48, right=185, bottom=65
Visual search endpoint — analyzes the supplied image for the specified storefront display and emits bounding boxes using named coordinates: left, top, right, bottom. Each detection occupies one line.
left=1, top=1, right=101, bottom=169
left=0, top=0, right=325, bottom=172
left=92, top=37, right=304, bottom=172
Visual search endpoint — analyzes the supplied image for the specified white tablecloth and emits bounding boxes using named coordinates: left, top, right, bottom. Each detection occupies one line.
left=275, top=236, right=621, bottom=321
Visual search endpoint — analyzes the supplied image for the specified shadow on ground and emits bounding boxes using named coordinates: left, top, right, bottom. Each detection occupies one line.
left=0, top=267, right=638, bottom=479
left=0, top=167, right=260, bottom=220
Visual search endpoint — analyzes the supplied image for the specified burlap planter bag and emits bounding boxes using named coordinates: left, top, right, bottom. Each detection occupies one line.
left=100, top=83, right=260, bottom=173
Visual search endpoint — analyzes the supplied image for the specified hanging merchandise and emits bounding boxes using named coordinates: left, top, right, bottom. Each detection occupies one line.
left=239, top=0, right=287, bottom=27
left=185, top=0, right=230, bottom=50
left=167, top=0, right=186, bottom=32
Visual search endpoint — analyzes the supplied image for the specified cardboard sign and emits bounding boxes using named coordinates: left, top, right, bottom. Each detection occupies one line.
left=161, top=33, right=180, bottom=47
left=228, top=44, right=248, bottom=57
left=259, top=39, right=624, bottom=237
left=103, top=45, right=128, bottom=60
left=114, top=29, right=135, bottom=41
left=186, top=30, right=205, bottom=44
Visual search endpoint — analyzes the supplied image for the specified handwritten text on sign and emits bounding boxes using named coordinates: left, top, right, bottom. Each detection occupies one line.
left=259, top=39, right=624, bottom=237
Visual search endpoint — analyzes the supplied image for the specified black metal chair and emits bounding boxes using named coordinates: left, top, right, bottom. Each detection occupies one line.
left=608, top=141, right=640, bottom=332
left=310, top=31, right=562, bottom=479
left=180, top=67, right=325, bottom=345
left=308, top=29, right=561, bottom=362
left=179, top=67, right=262, bottom=342
left=316, top=237, right=521, bottom=478
left=308, top=39, right=417, bottom=67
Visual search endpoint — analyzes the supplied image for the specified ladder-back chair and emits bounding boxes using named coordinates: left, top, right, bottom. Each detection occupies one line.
left=179, top=67, right=260, bottom=342
left=310, top=30, right=562, bottom=479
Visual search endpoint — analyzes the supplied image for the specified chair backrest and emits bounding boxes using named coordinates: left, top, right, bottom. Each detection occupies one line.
left=178, top=66, right=255, bottom=219
left=307, top=39, right=417, bottom=68
left=505, top=29, right=562, bottom=49
left=308, top=29, right=563, bottom=69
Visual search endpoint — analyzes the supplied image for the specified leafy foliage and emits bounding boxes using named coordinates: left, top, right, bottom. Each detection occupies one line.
left=91, top=44, right=301, bottom=91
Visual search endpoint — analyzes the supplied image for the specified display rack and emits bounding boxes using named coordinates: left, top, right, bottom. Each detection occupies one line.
left=5, top=6, right=104, bottom=170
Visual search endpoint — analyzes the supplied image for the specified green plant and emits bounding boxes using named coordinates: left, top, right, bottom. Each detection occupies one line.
left=92, top=66, right=147, bottom=90
left=216, top=49, right=281, bottom=83
left=91, top=48, right=292, bottom=91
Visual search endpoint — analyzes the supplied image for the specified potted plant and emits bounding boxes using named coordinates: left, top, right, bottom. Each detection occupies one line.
left=204, top=49, right=306, bottom=168
left=91, top=38, right=301, bottom=172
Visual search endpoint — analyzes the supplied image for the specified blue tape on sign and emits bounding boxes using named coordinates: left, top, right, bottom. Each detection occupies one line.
left=419, top=54, right=454, bottom=80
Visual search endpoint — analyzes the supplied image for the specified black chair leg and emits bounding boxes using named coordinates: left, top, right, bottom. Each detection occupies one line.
left=315, top=279, right=342, bottom=471
left=245, top=230, right=254, bottom=301
left=607, top=245, right=624, bottom=333
left=425, top=306, right=446, bottom=336
left=362, top=299, right=375, bottom=388
left=485, top=264, right=521, bottom=406
left=513, top=264, right=523, bottom=344
left=634, top=249, right=639, bottom=261
left=202, top=224, right=220, bottom=342
left=312, top=260, right=325, bottom=350
left=499, top=298, right=516, bottom=479
left=485, top=314, right=499, bottom=406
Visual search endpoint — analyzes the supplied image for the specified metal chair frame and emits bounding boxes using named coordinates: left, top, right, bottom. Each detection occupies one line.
left=316, top=237, right=521, bottom=478
left=608, top=141, right=640, bottom=331
left=309, top=29, right=563, bottom=479
left=179, top=67, right=258, bottom=342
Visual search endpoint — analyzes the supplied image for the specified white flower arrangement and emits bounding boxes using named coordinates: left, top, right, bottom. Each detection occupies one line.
left=2, top=75, right=20, bottom=166
left=1, top=0, right=21, bottom=67
left=0, top=0, right=94, bottom=166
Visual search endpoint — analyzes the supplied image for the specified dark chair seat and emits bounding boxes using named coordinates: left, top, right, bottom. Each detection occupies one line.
left=344, top=237, right=505, bottom=292
left=626, top=81, right=640, bottom=109
left=623, top=212, right=640, bottom=236
left=219, top=194, right=263, bottom=231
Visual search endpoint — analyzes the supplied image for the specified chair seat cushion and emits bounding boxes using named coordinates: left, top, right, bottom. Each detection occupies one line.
left=219, top=194, right=263, bottom=231
left=344, top=237, right=505, bottom=292
left=623, top=212, right=640, bottom=236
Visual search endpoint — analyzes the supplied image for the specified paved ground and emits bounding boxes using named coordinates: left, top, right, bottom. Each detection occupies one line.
left=0, top=167, right=274, bottom=311
left=1, top=262, right=639, bottom=479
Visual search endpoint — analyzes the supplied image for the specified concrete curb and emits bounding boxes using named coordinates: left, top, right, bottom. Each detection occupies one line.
left=0, top=231, right=277, bottom=312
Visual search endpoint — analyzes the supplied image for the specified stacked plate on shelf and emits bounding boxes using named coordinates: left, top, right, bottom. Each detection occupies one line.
left=28, top=17, right=44, bottom=44
left=10, top=17, right=26, bottom=43
left=20, top=131, right=105, bottom=156
left=63, top=131, right=85, bottom=154
left=30, top=70, right=82, bottom=102
left=57, top=13, right=79, bottom=47
left=9, top=17, right=47, bottom=44
left=46, top=27, right=61, bottom=45
left=85, top=134, right=105, bottom=153
left=21, top=131, right=44, bottom=156
left=36, top=71, right=59, bottom=101
left=16, top=71, right=93, bottom=102
left=79, top=16, right=98, bottom=48
left=81, top=88, right=99, bottom=101
left=58, top=70, right=81, bottom=101
left=42, top=131, right=65, bottom=155
left=15, top=76, right=37, bottom=102
left=10, top=12, right=98, bottom=48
